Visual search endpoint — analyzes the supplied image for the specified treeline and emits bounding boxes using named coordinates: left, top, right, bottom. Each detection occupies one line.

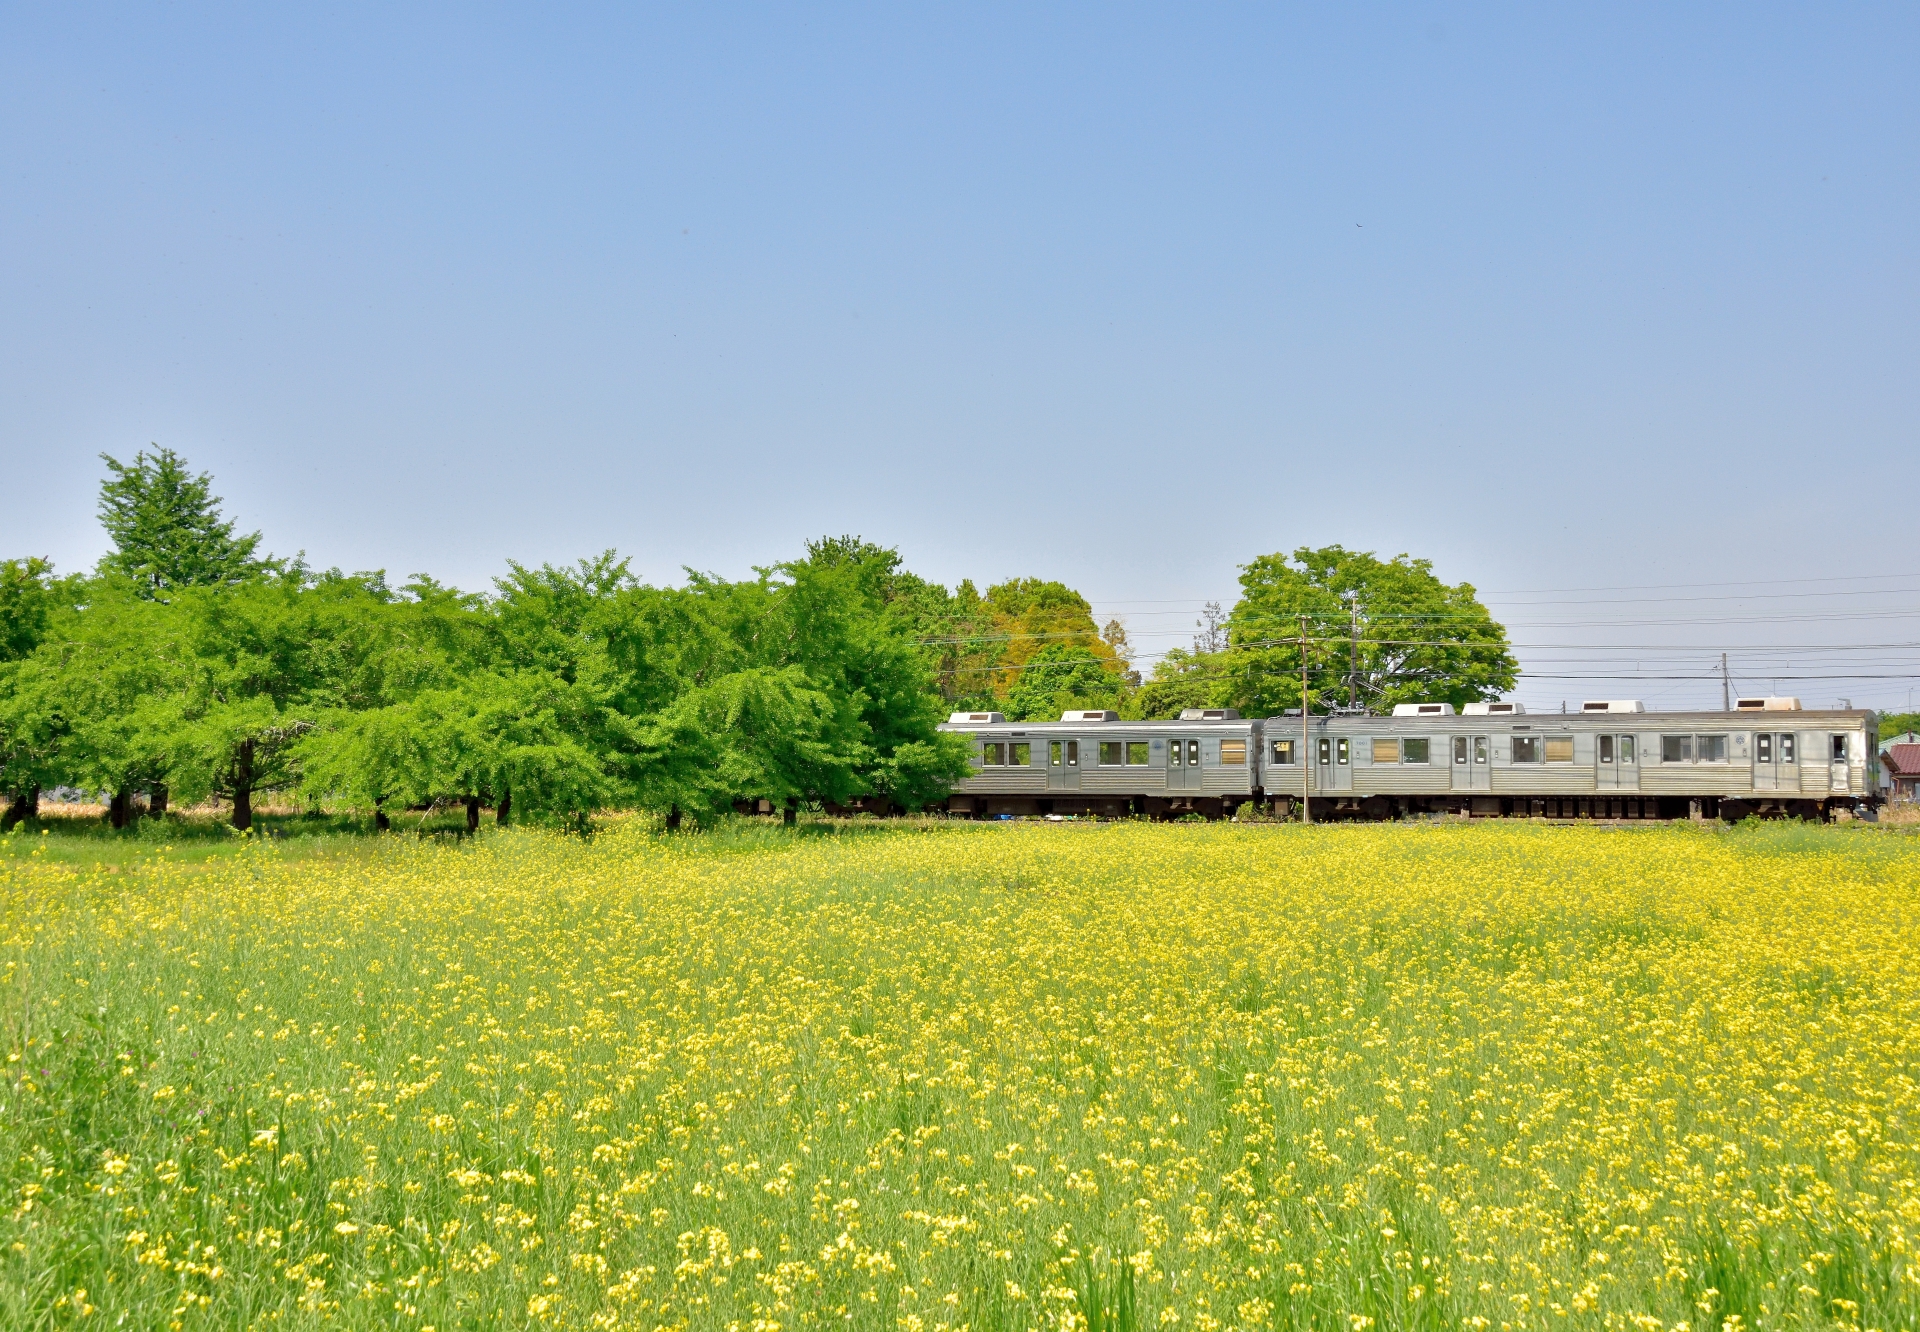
left=0, top=449, right=1525, bottom=830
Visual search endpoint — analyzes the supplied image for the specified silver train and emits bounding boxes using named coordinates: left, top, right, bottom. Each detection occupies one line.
left=935, top=698, right=1879, bottom=821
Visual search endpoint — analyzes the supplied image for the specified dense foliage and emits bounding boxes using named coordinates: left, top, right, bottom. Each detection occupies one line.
left=2, top=455, right=1537, bottom=827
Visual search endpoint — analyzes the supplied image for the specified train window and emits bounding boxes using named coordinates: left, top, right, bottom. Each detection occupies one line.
left=1099, top=742, right=1124, bottom=766
left=1187, top=739, right=1199, bottom=766
left=1066, top=740, right=1079, bottom=766
left=1271, top=739, right=1295, bottom=765
left=1169, top=740, right=1184, bottom=766
left=1599, top=735, right=1614, bottom=764
left=1126, top=742, right=1150, bottom=765
left=1698, top=735, right=1727, bottom=763
left=1545, top=737, right=1574, bottom=762
left=1620, top=736, right=1635, bottom=764
left=1453, top=736, right=1468, bottom=765
left=1372, top=738, right=1399, bottom=763
left=1049, top=741, right=1062, bottom=766
left=1756, top=734, right=1772, bottom=763
left=1319, top=737, right=1331, bottom=766
left=1831, top=734, right=1848, bottom=762
left=1403, top=738, right=1430, bottom=764
left=1511, top=737, right=1541, bottom=763
left=1661, top=735, right=1692, bottom=763
left=981, top=742, right=1004, bottom=766
left=1336, top=738, right=1350, bottom=765
left=1780, top=734, right=1794, bottom=762
left=1473, top=737, right=1487, bottom=764
left=1010, top=742, right=1031, bottom=766
left=1221, top=739, right=1247, bottom=766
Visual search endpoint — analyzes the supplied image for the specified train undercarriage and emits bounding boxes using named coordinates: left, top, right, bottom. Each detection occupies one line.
left=939, top=792, right=1872, bottom=822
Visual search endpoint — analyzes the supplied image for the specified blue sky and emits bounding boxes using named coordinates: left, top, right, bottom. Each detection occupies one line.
left=4, top=5, right=1917, bottom=708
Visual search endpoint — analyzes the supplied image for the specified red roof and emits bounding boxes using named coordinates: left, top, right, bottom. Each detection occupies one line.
left=1887, top=744, right=1920, bottom=777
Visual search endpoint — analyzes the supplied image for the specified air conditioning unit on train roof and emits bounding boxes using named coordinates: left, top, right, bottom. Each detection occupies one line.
left=1582, top=700, right=1645, bottom=713
left=1735, top=697, right=1802, bottom=711
left=1391, top=703, right=1455, bottom=717
left=949, top=711, right=1006, bottom=724
left=1463, top=702, right=1525, bottom=715
left=1177, top=708, right=1242, bottom=721
left=1062, top=710, right=1118, bottom=722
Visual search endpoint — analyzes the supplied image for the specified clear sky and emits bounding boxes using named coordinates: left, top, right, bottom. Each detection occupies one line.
left=4, top=5, right=1917, bottom=710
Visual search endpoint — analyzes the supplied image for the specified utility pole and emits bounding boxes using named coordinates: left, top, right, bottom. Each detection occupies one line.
left=1300, top=613, right=1312, bottom=825
left=1347, top=594, right=1360, bottom=712
left=1721, top=653, right=1732, bottom=711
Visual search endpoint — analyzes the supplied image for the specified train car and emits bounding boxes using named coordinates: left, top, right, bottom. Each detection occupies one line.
left=937, top=709, right=1260, bottom=818
left=936, top=698, right=1877, bottom=822
left=1262, top=698, right=1878, bottom=821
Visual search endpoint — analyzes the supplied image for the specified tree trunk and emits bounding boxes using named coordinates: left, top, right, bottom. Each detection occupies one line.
left=109, top=787, right=132, bottom=830
left=232, top=740, right=255, bottom=832
left=665, top=804, right=682, bottom=831
left=783, top=796, right=798, bottom=826
left=148, top=784, right=168, bottom=818
left=465, top=796, right=481, bottom=833
left=1, top=787, right=37, bottom=832
left=495, top=793, right=511, bottom=826
left=374, top=796, right=390, bottom=832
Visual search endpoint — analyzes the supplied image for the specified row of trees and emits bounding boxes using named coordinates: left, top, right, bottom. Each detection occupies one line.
left=0, top=448, right=1528, bottom=830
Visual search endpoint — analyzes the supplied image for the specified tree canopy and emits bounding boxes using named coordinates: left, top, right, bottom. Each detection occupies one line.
left=1, top=457, right=1525, bottom=829
left=97, top=447, right=270, bottom=596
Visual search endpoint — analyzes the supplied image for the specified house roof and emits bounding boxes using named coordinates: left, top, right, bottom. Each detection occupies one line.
left=1886, top=743, right=1920, bottom=777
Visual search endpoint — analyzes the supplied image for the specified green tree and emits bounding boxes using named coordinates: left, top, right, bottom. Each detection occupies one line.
left=1, top=558, right=72, bottom=827
left=1225, top=546, right=1517, bottom=716
left=1133, top=647, right=1227, bottom=719
left=1004, top=643, right=1126, bottom=722
left=97, top=447, right=270, bottom=597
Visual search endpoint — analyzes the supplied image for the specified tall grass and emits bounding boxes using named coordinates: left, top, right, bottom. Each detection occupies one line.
left=2, top=820, right=1915, bottom=1330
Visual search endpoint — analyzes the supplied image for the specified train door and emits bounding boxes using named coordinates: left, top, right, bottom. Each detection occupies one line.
left=1829, top=733, right=1851, bottom=794
left=1317, top=735, right=1352, bottom=792
left=1048, top=738, right=1081, bottom=791
left=1451, top=735, right=1489, bottom=791
left=1596, top=735, right=1638, bottom=790
left=1753, top=732, right=1791, bottom=791
left=1166, top=736, right=1202, bottom=792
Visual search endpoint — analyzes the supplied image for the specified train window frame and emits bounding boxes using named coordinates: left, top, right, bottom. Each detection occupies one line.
left=1599, top=735, right=1614, bottom=764
left=1318, top=737, right=1331, bottom=766
left=1336, top=738, right=1349, bottom=766
left=1473, top=737, right=1487, bottom=764
left=1125, top=742, right=1150, bottom=766
left=1698, top=735, right=1727, bottom=763
left=1511, top=736, right=1541, bottom=764
left=1544, top=737, right=1575, bottom=763
left=1186, top=739, right=1200, bottom=766
left=1780, top=734, right=1795, bottom=762
left=1620, top=735, right=1635, bottom=764
left=1221, top=739, right=1247, bottom=766
left=1098, top=741, right=1125, bottom=766
left=1831, top=734, right=1848, bottom=763
left=1010, top=742, right=1031, bottom=766
left=1168, top=739, right=1184, bottom=766
left=1453, top=736, right=1467, bottom=765
left=1756, top=733, right=1772, bottom=763
left=1372, top=738, right=1399, bottom=763
left=1403, top=738, right=1430, bottom=765
left=1271, top=739, right=1295, bottom=765
left=981, top=742, right=1004, bottom=766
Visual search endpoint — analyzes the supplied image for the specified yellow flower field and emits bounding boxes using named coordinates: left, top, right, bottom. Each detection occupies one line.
left=3, top=821, right=1917, bottom=1331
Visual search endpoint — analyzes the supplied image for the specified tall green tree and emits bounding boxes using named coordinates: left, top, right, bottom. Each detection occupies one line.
left=97, top=447, right=270, bottom=597
left=1226, top=546, right=1517, bottom=716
